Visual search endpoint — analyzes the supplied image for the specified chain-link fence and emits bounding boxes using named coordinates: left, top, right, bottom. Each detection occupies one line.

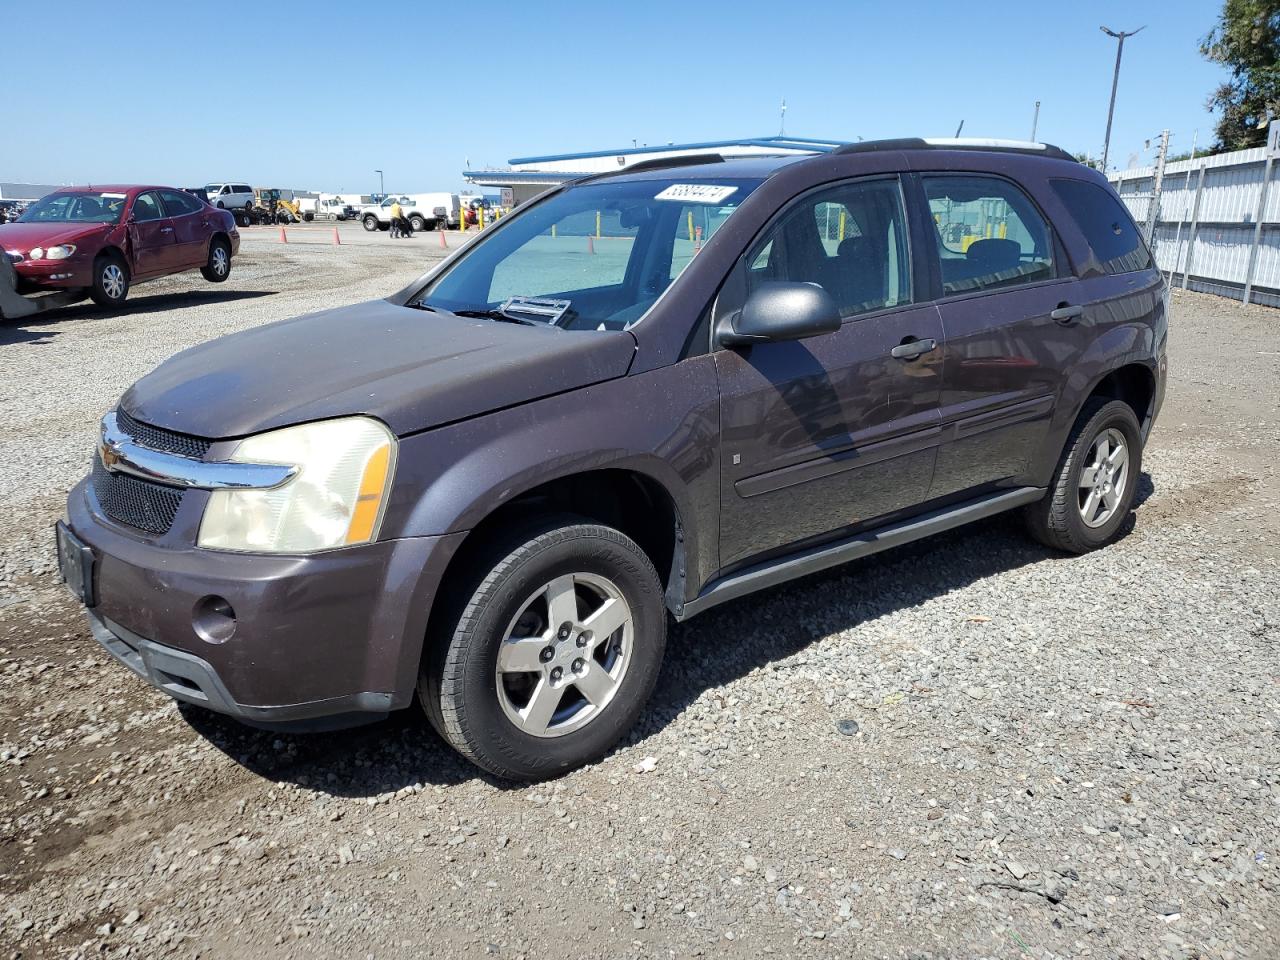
left=1109, top=123, right=1280, bottom=307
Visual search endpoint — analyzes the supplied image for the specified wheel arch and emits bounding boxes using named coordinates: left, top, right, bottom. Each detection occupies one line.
left=94, top=244, right=129, bottom=271
left=417, top=461, right=691, bottom=618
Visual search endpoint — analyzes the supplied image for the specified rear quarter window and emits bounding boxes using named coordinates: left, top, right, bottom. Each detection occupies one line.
left=1049, top=178, right=1152, bottom=275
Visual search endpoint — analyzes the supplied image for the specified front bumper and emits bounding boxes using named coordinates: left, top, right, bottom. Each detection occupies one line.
left=65, top=478, right=465, bottom=724
left=14, top=256, right=90, bottom=290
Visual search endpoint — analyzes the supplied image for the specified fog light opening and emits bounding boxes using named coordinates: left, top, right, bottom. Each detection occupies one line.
left=193, top=595, right=237, bottom=644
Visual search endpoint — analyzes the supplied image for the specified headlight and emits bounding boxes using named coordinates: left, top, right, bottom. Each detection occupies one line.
left=197, top=417, right=397, bottom=553
left=29, top=247, right=44, bottom=260
left=45, top=244, right=76, bottom=260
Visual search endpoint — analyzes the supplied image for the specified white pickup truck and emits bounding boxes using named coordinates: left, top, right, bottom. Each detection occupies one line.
left=359, top=193, right=460, bottom=232
left=299, top=194, right=363, bottom=222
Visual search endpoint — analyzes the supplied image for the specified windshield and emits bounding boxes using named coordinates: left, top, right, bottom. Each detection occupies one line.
left=416, top=176, right=763, bottom=331
left=18, top=191, right=129, bottom=225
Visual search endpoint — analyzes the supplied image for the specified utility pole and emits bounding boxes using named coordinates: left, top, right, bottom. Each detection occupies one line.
left=1100, top=25, right=1145, bottom=172
left=1030, top=100, right=1040, bottom=141
left=1144, top=128, right=1170, bottom=249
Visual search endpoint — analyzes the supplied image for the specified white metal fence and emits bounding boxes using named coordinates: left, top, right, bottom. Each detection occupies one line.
left=1108, top=126, right=1280, bottom=307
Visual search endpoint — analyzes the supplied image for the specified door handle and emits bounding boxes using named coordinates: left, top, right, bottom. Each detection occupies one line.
left=1051, top=304, right=1084, bottom=324
left=890, top=337, right=937, bottom=360
left=160, top=226, right=174, bottom=234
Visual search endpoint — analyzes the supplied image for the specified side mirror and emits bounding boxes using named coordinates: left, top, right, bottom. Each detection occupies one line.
left=717, top=281, right=841, bottom=347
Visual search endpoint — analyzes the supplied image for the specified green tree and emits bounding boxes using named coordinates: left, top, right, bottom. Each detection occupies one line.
left=1201, top=0, right=1280, bottom=150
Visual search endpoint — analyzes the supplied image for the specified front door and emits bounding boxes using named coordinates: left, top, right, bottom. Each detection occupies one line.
left=715, top=176, right=944, bottom=569
left=127, top=191, right=177, bottom=276
left=919, top=173, right=1081, bottom=499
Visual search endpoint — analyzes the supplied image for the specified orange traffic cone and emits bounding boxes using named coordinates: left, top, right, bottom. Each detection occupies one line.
left=332, top=227, right=341, bottom=246
left=278, top=227, right=288, bottom=244
left=439, top=228, right=448, bottom=249
left=587, top=235, right=595, bottom=255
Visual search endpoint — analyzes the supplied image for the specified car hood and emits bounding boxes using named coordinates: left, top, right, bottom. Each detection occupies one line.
left=0, top=221, right=109, bottom=251
left=121, top=299, right=638, bottom=439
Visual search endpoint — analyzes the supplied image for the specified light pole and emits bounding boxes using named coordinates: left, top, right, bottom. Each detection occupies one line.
left=1100, top=25, right=1144, bottom=172
left=374, top=169, right=384, bottom=197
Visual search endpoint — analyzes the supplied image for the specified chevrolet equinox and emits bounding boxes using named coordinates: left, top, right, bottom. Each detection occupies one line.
left=57, top=139, right=1167, bottom=780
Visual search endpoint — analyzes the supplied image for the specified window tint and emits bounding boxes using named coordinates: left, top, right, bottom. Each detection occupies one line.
left=1050, top=178, right=1152, bottom=275
left=132, top=192, right=165, bottom=222
left=746, top=178, right=911, bottom=318
left=234, top=185, right=252, bottom=194
left=160, top=190, right=202, bottom=216
left=923, top=175, right=1054, bottom=295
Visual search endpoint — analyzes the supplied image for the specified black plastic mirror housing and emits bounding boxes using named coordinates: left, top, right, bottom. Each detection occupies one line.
left=717, top=281, right=842, bottom=347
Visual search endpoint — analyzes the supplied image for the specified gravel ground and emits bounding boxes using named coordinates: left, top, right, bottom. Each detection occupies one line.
left=0, top=254, right=1277, bottom=960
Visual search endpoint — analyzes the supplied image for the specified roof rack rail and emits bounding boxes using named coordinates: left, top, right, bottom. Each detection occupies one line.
left=831, top=138, right=1076, bottom=163
left=576, top=153, right=725, bottom=184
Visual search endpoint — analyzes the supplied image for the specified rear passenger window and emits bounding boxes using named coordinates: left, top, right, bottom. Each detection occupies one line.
left=746, top=178, right=911, bottom=318
left=922, top=175, right=1054, bottom=295
left=1050, top=178, right=1152, bottom=275
left=160, top=190, right=201, bottom=216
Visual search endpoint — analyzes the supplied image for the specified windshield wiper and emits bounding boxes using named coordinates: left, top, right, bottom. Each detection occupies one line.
left=452, top=307, right=538, bottom=326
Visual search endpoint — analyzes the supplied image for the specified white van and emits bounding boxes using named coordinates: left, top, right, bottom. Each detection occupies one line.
left=203, top=183, right=255, bottom=211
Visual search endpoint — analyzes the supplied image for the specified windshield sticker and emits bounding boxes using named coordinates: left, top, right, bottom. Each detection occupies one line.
left=100, top=193, right=127, bottom=198
left=654, top=184, right=738, bottom=205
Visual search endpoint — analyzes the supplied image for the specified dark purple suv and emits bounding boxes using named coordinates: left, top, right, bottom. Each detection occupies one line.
left=56, top=139, right=1167, bottom=780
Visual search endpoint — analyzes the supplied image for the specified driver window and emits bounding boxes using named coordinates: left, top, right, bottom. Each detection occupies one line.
left=746, top=177, right=912, bottom=319
left=132, top=192, right=165, bottom=222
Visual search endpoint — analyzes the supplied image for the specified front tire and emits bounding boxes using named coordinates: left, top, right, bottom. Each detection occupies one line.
left=1024, top=398, right=1143, bottom=553
left=89, top=253, right=129, bottom=307
left=421, top=518, right=667, bottom=781
left=201, top=237, right=231, bottom=282
left=362, top=214, right=379, bottom=232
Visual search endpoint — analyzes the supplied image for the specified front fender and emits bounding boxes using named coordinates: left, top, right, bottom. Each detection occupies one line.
left=380, top=358, right=723, bottom=599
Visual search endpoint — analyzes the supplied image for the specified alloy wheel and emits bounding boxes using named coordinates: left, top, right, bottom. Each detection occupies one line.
left=494, top=572, right=633, bottom=738
left=211, top=247, right=229, bottom=277
left=1078, top=427, right=1129, bottom=528
left=101, top=264, right=126, bottom=300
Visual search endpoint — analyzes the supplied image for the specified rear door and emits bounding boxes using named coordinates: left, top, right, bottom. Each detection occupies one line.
left=159, top=190, right=210, bottom=269
left=917, top=173, right=1082, bottom=500
left=127, top=191, right=178, bottom=276
left=714, top=175, right=944, bottom=569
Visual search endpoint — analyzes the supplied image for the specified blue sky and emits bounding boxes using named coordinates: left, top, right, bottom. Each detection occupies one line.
left=5, top=0, right=1225, bottom=193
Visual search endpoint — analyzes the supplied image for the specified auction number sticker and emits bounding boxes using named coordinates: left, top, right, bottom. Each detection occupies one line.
left=654, top=184, right=738, bottom=204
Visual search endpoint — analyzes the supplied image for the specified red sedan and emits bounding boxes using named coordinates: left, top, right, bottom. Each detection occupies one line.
left=0, top=185, right=239, bottom=307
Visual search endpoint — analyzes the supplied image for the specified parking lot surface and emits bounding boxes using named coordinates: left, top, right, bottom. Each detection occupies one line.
left=1, top=242, right=1277, bottom=959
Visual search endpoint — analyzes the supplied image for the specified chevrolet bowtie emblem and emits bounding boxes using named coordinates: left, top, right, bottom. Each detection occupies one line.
left=100, top=439, right=124, bottom=470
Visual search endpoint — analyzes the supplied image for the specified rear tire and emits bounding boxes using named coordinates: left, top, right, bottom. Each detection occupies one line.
left=409, top=214, right=426, bottom=232
left=1024, top=398, right=1143, bottom=554
left=89, top=253, right=129, bottom=307
left=201, top=237, right=231, bottom=282
left=420, top=517, right=667, bottom=781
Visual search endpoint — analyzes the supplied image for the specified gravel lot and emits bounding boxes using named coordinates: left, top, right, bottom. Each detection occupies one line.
left=0, top=239, right=1277, bottom=960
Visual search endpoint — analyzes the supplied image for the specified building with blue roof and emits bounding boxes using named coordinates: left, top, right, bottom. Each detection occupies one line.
left=464, top=136, right=847, bottom=205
